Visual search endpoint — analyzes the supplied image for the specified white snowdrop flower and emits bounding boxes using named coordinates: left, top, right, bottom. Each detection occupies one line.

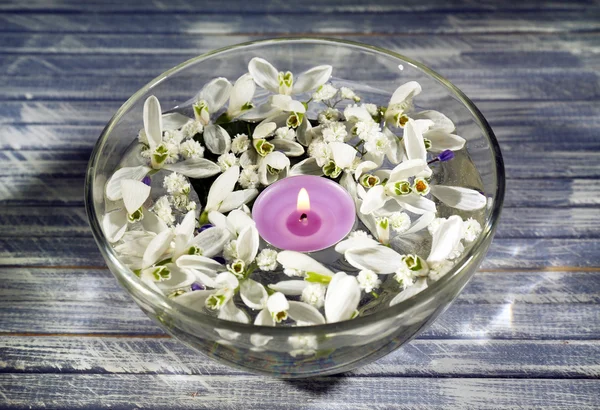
left=427, top=217, right=448, bottom=236
left=223, top=240, right=238, bottom=262
left=357, top=269, right=381, bottom=293
left=217, top=152, right=239, bottom=172
left=301, top=283, right=327, bottom=308
left=307, top=140, right=331, bottom=167
left=267, top=292, right=289, bottom=323
left=179, top=139, right=205, bottom=159
left=288, top=335, right=318, bottom=357
left=284, top=268, right=305, bottom=278
left=390, top=212, right=411, bottom=233
left=163, top=129, right=185, bottom=145
left=238, top=168, right=260, bottom=189
left=429, top=260, right=455, bottom=282
left=364, top=131, right=390, bottom=153
left=340, top=86, right=360, bottom=102
left=181, top=120, right=204, bottom=138
left=463, top=218, right=482, bottom=243
left=355, top=121, right=381, bottom=141
left=274, top=127, right=296, bottom=140
left=231, top=133, right=250, bottom=154
left=395, top=254, right=429, bottom=286
left=256, top=249, right=278, bottom=271
left=163, top=172, right=190, bottom=195
left=322, top=121, right=348, bottom=143
left=363, top=103, right=378, bottom=117
left=318, top=107, right=341, bottom=124
left=151, top=195, right=175, bottom=226
left=312, top=83, right=338, bottom=101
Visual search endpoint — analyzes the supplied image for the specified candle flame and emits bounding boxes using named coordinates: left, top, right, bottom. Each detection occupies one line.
left=297, top=188, right=310, bottom=212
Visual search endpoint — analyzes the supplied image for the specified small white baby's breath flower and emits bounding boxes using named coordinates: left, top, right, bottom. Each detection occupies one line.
left=231, top=133, right=250, bottom=154
left=181, top=120, right=204, bottom=138
left=163, top=172, right=190, bottom=195
left=185, top=201, right=197, bottom=211
left=307, top=140, right=331, bottom=167
left=357, top=270, right=381, bottom=293
left=427, top=217, right=448, bottom=236
left=256, top=249, right=278, bottom=271
left=429, top=260, right=454, bottom=282
left=322, top=121, right=348, bottom=143
left=394, top=267, right=416, bottom=288
left=238, top=168, right=259, bottom=189
left=217, top=152, right=239, bottom=172
left=317, top=107, right=341, bottom=124
left=223, top=240, right=238, bottom=262
left=364, top=103, right=378, bottom=116
left=161, top=141, right=180, bottom=164
left=171, top=194, right=190, bottom=211
left=355, top=121, right=381, bottom=141
left=390, top=212, right=411, bottom=233
left=364, top=131, right=390, bottom=153
left=284, top=268, right=305, bottom=278
left=312, top=83, right=338, bottom=102
left=163, top=129, right=185, bottom=145
left=463, top=218, right=482, bottom=243
left=301, top=283, right=326, bottom=308
left=340, top=86, right=360, bottom=102
left=288, top=335, right=318, bottom=357
left=179, top=139, right=205, bottom=159
left=152, top=195, right=175, bottom=226
left=349, top=230, right=373, bottom=240
left=447, top=241, right=465, bottom=260
left=274, top=127, right=296, bottom=140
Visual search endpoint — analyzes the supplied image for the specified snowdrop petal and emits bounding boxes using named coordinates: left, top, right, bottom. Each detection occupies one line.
left=403, top=120, right=427, bottom=162
left=397, top=194, right=437, bottom=215
left=389, top=159, right=428, bottom=182
left=427, top=215, right=465, bottom=264
left=208, top=211, right=229, bottom=231
left=253, top=121, right=277, bottom=139
left=191, top=270, right=217, bottom=288
left=289, top=157, right=324, bottom=176
left=389, top=81, right=422, bottom=106
left=141, top=210, right=168, bottom=234
left=296, top=116, right=313, bottom=146
left=215, top=271, right=239, bottom=290
left=156, top=264, right=196, bottom=291
left=225, top=209, right=254, bottom=235
left=102, top=209, right=127, bottom=243
left=239, top=101, right=279, bottom=121
left=218, top=299, right=250, bottom=323
left=173, top=289, right=215, bottom=312
left=404, top=212, right=436, bottom=235
left=383, top=127, right=404, bottom=164
left=163, top=158, right=221, bottom=179
left=354, top=160, right=379, bottom=180
left=161, top=112, right=191, bottom=131
left=424, top=130, right=466, bottom=152
left=267, top=292, right=289, bottom=317
left=228, top=73, right=255, bottom=116
left=203, top=124, right=231, bottom=154
left=105, top=166, right=151, bottom=201
left=206, top=165, right=239, bottom=210
left=189, top=227, right=230, bottom=257
left=359, top=185, right=388, bottom=215
left=271, top=139, right=305, bottom=157
left=248, top=57, right=280, bottom=94
left=430, top=185, right=487, bottom=211
left=271, top=95, right=306, bottom=114
left=345, top=246, right=403, bottom=274
left=142, top=229, right=174, bottom=269
left=339, top=172, right=358, bottom=202
left=413, top=110, right=455, bottom=132
left=218, top=188, right=259, bottom=213
left=334, top=235, right=379, bottom=254
left=288, top=301, right=326, bottom=325
left=176, top=255, right=224, bottom=274
left=292, top=65, right=332, bottom=94
left=120, top=179, right=151, bottom=215
left=325, top=272, right=361, bottom=323
left=173, top=211, right=196, bottom=258
left=143, top=95, right=162, bottom=151
left=237, top=225, right=259, bottom=265
left=199, top=77, right=232, bottom=113
left=389, top=278, right=428, bottom=306
left=268, top=280, right=308, bottom=296
left=329, top=142, right=356, bottom=169
left=277, top=251, right=334, bottom=277
left=240, top=279, right=268, bottom=310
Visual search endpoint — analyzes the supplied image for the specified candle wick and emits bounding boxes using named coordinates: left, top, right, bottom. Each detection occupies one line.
left=299, top=213, right=308, bottom=224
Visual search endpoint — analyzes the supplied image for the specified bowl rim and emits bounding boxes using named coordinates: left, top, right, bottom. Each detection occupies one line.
left=85, top=37, right=505, bottom=336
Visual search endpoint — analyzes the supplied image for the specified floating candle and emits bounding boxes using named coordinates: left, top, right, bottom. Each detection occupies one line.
left=252, top=176, right=356, bottom=252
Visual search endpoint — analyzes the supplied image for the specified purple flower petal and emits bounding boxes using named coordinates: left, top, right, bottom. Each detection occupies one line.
left=142, top=175, right=152, bottom=186
left=438, top=150, right=455, bottom=162
left=191, top=283, right=205, bottom=291
left=212, top=256, right=226, bottom=265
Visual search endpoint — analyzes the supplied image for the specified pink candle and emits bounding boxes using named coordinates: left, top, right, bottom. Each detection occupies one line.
left=252, top=176, right=356, bottom=252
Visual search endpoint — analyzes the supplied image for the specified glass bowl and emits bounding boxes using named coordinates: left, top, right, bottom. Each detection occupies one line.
left=85, top=38, right=504, bottom=378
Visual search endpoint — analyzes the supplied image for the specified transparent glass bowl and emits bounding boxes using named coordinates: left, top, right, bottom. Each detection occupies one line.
left=85, top=38, right=504, bottom=378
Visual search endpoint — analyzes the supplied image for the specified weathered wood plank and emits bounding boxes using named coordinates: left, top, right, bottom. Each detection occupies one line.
left=0, top=374, right=598, bottom=409
left=3, top=206, right=600, bottom=240
left=1, top=237, right=599, bottom=270
left=1, top=0, right=597, bottom=13
left=1, top=11, right=599, bottom=34
left=1, top=337, right=598, bottom=378
left=0, top=70, right=598, bottom=101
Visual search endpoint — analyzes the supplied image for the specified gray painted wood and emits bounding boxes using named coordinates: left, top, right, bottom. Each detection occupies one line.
left=1, top=337, right=599, bottom=378
left=0, top=374, right=598, bottom=409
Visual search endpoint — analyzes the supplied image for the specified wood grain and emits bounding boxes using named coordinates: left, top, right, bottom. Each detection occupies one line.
left=0, top=374, right=598, bottom=409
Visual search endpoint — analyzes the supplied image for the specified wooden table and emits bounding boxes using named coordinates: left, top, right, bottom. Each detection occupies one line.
left=1, top=1, right=599, bottom=408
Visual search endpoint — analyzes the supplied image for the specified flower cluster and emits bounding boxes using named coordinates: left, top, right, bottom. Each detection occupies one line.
left=102, top=57, right=487, bottom=355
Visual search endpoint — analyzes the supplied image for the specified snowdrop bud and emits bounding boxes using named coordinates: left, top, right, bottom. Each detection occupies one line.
left=267, top=292, right=289, bottom=323
left=193, top=100, right=210, bottom=125
left=256, top=249, right=278, bottom=271
left=254, top=139, right=274, bottom=157
left=357, top=270, right=381, bottom=293
left=412, top=178, right=430, bottom=196
left=463, top=218, right=482, bottom=243
left=376, top=217, right=390, bottom=245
